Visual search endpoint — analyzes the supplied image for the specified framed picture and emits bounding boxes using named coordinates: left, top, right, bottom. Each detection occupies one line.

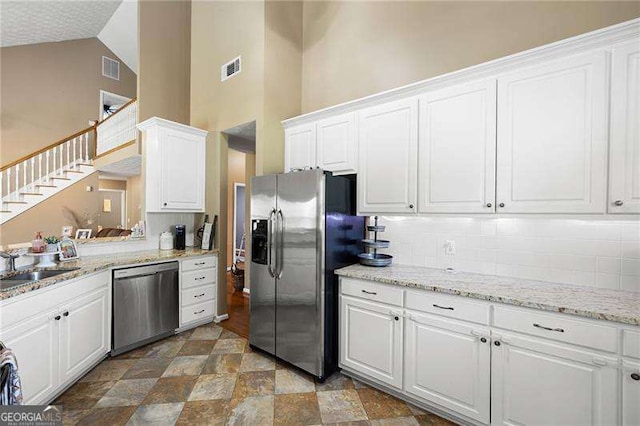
left=61, top=226, right=73, bottom=238
left=58, top=239, right=79, bottom=262
left=201, top=223, right=214, bottom=250
left=75, top=229, right=92, bottom=239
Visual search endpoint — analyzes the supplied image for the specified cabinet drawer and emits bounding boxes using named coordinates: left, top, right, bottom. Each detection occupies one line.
left=182, top=256, right=217, bottom=272
left=623, top=329, right=640, bottom=359
left=493, top=306, right=618, bottom=353
left=182, top=284, right=216, bottom=307
left=181, top=300, right=215, bottom=324
left=182, top=268, right=216, bottom=289
left=341, top=278, right=404, bottom=307
left=405, top=291, right=489, bottom=325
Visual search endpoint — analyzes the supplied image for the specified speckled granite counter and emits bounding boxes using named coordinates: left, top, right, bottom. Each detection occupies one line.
left=336, top=264, right=640, bottom=326
left=0, top=248, right=218, bottom=301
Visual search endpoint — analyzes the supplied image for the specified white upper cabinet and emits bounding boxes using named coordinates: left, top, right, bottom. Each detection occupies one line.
left=316, top=112, right=357, bottom=175
left=139, top=117, right=207, bottom=213
left=609, top=41, right=640, bottom=214
left=284, top=124, right=316, bottom=172
left=418, top=80, right=497, bottom=213
left=358, top=98, right=419, bottom=214
left=496, top=51, right=609, bottom=213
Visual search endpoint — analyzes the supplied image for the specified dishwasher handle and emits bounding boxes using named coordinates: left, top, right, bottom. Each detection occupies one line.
left=114, top=262, right=179, bottom=279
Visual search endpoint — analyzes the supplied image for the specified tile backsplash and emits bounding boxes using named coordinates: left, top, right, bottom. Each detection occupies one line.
left=375, top=216, right=640, bottom=292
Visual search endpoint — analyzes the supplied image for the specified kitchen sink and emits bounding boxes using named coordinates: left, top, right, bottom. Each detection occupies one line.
left=0, top=268, right=80, bottom=291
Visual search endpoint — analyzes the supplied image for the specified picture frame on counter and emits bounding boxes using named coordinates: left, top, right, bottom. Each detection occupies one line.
left=75, top=229, right=92, bottom=239
left=58, top=239, right=79, bottom=262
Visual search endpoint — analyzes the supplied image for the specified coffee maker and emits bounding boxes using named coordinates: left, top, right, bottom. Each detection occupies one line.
left=174, top=225, right=186, bottom=250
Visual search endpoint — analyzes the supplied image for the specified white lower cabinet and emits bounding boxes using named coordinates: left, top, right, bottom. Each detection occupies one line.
left=405, top=312, right=490, bottom=423
left=1, top=311, right=59, bottom=404
left=491, top=333, right=619, bottom=426
left=179, top=255, right=217, bottom=328
left=623, top=360, right=640, bottom=425
left=0, top=271, right=110, bottom=404
left=339, top=295, right=403, bottom=388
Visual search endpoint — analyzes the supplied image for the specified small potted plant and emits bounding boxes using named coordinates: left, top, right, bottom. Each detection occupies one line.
left=45, top=236, right=60, bottom=252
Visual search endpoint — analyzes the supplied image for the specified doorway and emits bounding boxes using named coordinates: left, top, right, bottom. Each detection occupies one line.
left=222, top=121, right=256, bottom=338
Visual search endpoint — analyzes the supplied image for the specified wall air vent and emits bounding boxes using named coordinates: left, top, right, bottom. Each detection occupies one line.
left=221, top=56, right=241, bottom=82
left=102, top=56, right=120, bottom=81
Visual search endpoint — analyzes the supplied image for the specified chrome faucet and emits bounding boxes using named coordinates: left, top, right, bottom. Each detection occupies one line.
left=0, top=251, right=20, bottom=272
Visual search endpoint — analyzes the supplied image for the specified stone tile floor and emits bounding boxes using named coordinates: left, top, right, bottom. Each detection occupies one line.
left=55, top=323, right=457, bottom=425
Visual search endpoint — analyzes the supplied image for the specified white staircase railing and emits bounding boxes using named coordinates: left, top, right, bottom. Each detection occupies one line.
left=96, top=98, right=137, bottom=157
left=0, top=127, right=95, bottom=214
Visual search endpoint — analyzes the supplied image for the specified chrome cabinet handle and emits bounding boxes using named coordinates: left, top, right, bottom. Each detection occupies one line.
left=433, top=304, right=454, bottom=310
left=194, top=309, right=205, bottom=315
left=194, top=293, right=205, bottom=298
left=631, top=373, right=640, bottom=381
left=614, top=200, right=624, bottom=206
left=533, top=323, right=564, bottom=333
left=362, top=290, right=377, bottom=295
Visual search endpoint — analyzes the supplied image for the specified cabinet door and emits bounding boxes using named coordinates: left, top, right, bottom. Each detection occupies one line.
left=491, top=332, right=618, bottom=426
left=405, top=313, right=490, bottom=423
left=358, top=98, right=418, bottom=214
left=496, top=51, right=608, bottom=213
left=316, top=113, right=357, bottom=175
left=609, top=41, right=640, bottom=213
left=285, top=124, right=316, bottom=172
left=418, top=80, right=497, bottom=213
left=59, top=287, right=110, bottom=385
left=339, top=295, right=403, bottom=388
left=0, top=311, right=59, bottom=405
left=160, top=128, right=205, bottom=211
left=623, top=360, right=640, bottom=426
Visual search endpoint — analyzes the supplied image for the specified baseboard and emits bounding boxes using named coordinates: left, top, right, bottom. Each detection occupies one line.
left=215, top=314, right=229, bottom=323
left=242, top=288, right=250, bottom=294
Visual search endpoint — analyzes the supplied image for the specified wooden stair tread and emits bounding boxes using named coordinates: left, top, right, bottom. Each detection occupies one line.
left=0, top=210, right=12, bottom=213
left=4, top=201, right=27, bottom=204
left=76, top=163, right=93, bottom=166
left=50, top=177, right=71, bottom=181
left=64, top=169, right=84, bottom=174
left=35, top=184, right=57, bottom=188
left=20, top=192, right=43, bottom=196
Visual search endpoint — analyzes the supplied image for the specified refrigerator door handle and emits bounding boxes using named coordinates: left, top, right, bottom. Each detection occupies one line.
left=276, top=208, right=284, bottom=278
left=267, top=208, right=276, bottom=277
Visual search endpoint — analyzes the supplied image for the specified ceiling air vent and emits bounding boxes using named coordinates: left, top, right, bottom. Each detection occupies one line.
left=221, top=56, right=241, bottom=82
left=102, top=56, right=120, bottom=81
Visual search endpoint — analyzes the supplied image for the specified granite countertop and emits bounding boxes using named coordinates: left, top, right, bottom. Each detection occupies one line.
left=336, top=264, right=640, bottom=326
left=0, top=248, right=218, bottom=301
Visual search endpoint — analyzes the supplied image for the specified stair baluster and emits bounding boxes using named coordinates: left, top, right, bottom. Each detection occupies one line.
left=38, top=154, right=43, bottom=186
left=72, top=138, right=77, bottom=168
left=84, top=133, right=89, bottom=163
left=58, top=144, right=63, bottom=175
left=30, top=158, right=35, bottom=192
left=14, top=164, right=19, bottom=201
left=45, top=150, right=50, bottom=183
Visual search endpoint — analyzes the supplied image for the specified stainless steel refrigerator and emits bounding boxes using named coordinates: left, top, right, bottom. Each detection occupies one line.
left=250, top=169, right=364, bottom=381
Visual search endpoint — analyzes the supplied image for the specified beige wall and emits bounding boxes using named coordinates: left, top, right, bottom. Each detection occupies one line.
left=0, top=173, right=101, bottom=245
left=244, top=152, right=256, bottom=289
left=301, top=1, right=640, bottom=112
left=126, top=174, right=142, bottom=227
left=98, top=178, right=127, bottom=191
left=226, top=148, right=246, bottom=267
left=138, top=0, right=191, bottom=124
left=0, top=38, right=136, bottom=166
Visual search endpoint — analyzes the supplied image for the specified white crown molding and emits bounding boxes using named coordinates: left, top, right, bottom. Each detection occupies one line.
left=283, top=18, right=640, bottom=128
left=137, top=116, right=208, bottom=137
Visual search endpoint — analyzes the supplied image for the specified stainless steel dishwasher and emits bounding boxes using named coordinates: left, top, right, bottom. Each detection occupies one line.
left=112, top=262, right=179, bottom=356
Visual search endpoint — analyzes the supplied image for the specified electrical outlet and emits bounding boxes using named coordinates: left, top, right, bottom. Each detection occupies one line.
left=444, top=240, right=456, bottom=256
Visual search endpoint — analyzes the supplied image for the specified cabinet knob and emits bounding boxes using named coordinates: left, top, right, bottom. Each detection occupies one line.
left=614, top=200, right=624, bottom=206
left=486, top=203, right=492, bottom=208
left=409, top=204, right=414, bottom=209
left=63, top=311, right=69, bottom=317
left=499, top=203, right=505, bottom=208
left=163, top=202, right=167, bottom=206
left=54, top=315, right=61, bottom=321
left=494, top=340, right=501, bottom=346
left=480, top=337, right=487, bottom=343
left=631, top=373, right=640, bottom=381
left=394, top=316, right=399, bottom=321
